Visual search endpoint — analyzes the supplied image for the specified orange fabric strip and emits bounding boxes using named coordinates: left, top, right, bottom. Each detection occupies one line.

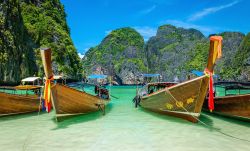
left=43, top=76, right=54, bottom=113
left=210, top=36, right=223, bottom=59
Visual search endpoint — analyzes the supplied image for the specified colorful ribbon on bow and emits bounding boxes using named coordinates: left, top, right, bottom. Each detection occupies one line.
left=204, top=36, right=223, bottom=112
left=44, top=76, right=53, bottom=113
left=204, top=68, right=214, bottom=112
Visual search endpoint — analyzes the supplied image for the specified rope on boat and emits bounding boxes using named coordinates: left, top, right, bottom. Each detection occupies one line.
left=96, top=103, right=106, bottom=115
left=164, top=90, right=250, bottom=143
left=164, top=90, right=210, bottom=125
left=110, top=95, right=119, bottom=99
left=133, top=95, right=141, bottom=108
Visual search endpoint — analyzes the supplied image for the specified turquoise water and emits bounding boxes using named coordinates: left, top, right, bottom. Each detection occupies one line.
left=0, top=86, right=250, bottom=151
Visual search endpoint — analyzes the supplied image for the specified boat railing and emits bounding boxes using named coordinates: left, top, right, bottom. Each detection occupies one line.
left=98, top=87, right=110, bottom=100
left=214, top=83, right=250, bottom=96
left=138, top=82, right=178, bottom=96
left=138, top=85, right=147, bottom=97
left=0, top=86, right=40, bottom=96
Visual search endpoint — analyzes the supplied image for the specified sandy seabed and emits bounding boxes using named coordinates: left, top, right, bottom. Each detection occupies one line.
left=0, top=86, right=249, bottom=151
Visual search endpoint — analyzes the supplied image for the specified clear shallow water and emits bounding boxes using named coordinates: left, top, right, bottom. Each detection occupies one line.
left=0, top=86, right=250, bottom=151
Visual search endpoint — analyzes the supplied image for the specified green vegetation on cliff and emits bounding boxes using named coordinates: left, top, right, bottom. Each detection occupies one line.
left=0, top=0, right=81, bottom=84
left=184, top=41, right=209, bottom=72
left=230, top=33, right=250, bottom=80
left=145, top=24, right=206, bottom=81
left=83, top=27, right=146, bottom=84
left=83, top=25, right=249, bottom=83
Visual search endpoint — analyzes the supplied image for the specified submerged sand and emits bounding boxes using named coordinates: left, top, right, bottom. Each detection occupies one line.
left=0, top=86, right=249, bottom=151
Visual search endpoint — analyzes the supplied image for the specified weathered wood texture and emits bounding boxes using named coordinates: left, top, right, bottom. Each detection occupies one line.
left=139, top=37, right=221, bottom=122
left=51, top=84, right=109, bottom=117
left=0, top=92, right=40, bottom=116
left=40, top=48, right=53, bottom=78
left=203, top=94, right=250, bottom=121
left=40, top=48, right=110, bottom=120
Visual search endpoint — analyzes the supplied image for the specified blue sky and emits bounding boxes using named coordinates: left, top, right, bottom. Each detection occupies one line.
left=60, top=0, right=250, bottom=56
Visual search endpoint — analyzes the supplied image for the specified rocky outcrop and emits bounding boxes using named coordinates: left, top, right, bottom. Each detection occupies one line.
left=231, top=33, right=250, bottom=81
left=0, top=0, right=37, bottom=84
left=145, top=25, right=206, bottom=81
left=215, top=32, right=245, bottom=79
left=0, top=0, right=81, bottom=84
left=82, top=25, right=249, bottom=84
left=82, top=27, right=146, bottom=84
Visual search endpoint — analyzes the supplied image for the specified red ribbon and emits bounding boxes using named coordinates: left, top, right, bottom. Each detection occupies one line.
left=204, top=68, right=214, bottom=112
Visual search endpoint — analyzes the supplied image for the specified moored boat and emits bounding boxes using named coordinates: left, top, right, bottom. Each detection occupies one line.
left=0, top=82, right=42, bottom=116
left=203, top=82, right=250, bottom=121
left=40, top=48, right=110, bottom=121
left=134, top=36, right=223, bottom=122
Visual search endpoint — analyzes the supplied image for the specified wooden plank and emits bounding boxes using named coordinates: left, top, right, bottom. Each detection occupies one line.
left=0, top=92, right=41, bottom=116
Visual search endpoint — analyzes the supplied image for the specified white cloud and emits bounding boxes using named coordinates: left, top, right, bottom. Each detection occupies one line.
left=161, top=20, right=218, bottom=35
left=139, top=5, right=156, bottom=15
left=188, top=0, right=239, bottom=21
left=78, top=52, right=85, bottom=59
left=134, top=26, right=157, bottom=41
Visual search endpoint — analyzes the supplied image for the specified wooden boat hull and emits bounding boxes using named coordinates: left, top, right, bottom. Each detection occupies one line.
left=137, top=36, right=222, bottom=123
left=203, top=94, right=250, bottom=121
left=140, top=76, right=209, bottom=122
left=50, top=84, right=110, bottom=120
left=0, top=92, right=41, bottom=116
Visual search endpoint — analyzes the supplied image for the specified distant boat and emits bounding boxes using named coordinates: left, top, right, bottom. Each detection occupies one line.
left=134, top=36, right=223, bottom=122
left=203, top=82, right=250, bottom=121
left=0, top=78, right=42, bottom=116
left=40, top=48, right=110, bottom=121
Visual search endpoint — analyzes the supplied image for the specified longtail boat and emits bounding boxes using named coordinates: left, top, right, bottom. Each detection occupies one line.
left=134, top=36, right=223, bottom=122
left=40, top=48, right=110, bottom=121
left=203, top=82, right=250, bottom=121
left=0, top=84, right=42, bottom=116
